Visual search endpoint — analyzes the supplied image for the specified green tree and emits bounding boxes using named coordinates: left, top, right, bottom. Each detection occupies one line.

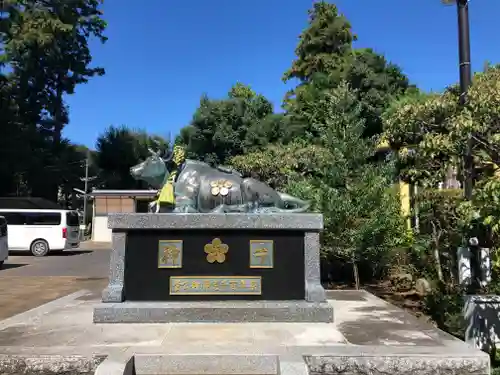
left=283, top=1, right=355, bottom=83
left=345, top=48, right=414, bottom=136
left=382, top=90, right=459, bottom=186
left=232, top=83, right=406, bottom=287
left=382, top=65, right=500, bottom=282
left=382, top=65, right=500, bottom=187
left=178, top=83, right=285, bottom=165
left=0, top=0, right=106, bottom=200
left=95, top=125, right=169, bottom=189
left=284, top=1, right=412, bottom=137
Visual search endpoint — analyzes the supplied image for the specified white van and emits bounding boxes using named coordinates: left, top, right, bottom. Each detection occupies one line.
left=0, top=216, right=8, bottom=267
left=0, top=209, right=81, bottom=256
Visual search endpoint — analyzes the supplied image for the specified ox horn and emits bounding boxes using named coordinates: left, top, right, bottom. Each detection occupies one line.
left=162, top=148, right=174, bottom=162
left=147, top=147, right=160, bottom=156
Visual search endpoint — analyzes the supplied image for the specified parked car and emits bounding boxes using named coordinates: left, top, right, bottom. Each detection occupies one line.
left=0, top=216, right=8, bottom=267
left=0, top=209, right=80, bottom=256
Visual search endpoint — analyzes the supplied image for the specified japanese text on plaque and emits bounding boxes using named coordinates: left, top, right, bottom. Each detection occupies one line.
left=169, top=276, right=261, bottom=295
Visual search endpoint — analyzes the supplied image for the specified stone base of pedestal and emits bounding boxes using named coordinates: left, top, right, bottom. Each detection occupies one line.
left=93, top=300, right=334, bottom=323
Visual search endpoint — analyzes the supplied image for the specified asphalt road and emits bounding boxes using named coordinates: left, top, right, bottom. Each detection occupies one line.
left=1, top=249, right=110, bottom=277
left=0, top=249, right=110, bottom=320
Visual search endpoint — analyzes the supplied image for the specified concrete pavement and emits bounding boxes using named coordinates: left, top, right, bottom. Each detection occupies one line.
left=2, top=248, right=110, bottom=277
left=78, top=241, right=112, bottom=251
left=0, top=290, right=489, bottom=375
left=0, top=248, right=110, bottom=319
left=0, top=247, right=490, bottom=374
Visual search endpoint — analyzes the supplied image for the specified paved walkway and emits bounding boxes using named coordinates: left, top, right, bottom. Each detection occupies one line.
left=0, top=290, right=489, bottom=375
left=0, top=277, right=107, bottom=320
left=0, top=249, right=110, bottom=319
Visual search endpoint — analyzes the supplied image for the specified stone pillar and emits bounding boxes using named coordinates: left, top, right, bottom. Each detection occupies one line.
left=457, top=247, right=472, bottom=286
left=457, top=246, right=491, bottom=287
left=304, top=232, right=326, bottom=302
left=101, top=231, right=126, bottom=302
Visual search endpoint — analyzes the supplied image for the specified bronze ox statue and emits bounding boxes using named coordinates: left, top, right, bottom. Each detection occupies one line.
left=129, top=146, right=310, bottom=214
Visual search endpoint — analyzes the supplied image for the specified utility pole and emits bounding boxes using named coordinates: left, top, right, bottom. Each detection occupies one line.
left=83, top=153, right=90, bottom=226
left=79, top=151, right=97, bottom=233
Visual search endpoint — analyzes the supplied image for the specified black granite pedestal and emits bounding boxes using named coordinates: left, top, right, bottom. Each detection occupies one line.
left=93, top=213, right=333, bottom=323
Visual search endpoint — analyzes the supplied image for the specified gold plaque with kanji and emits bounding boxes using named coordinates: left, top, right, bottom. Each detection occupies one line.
left=158, top=240, right=183, bottom=268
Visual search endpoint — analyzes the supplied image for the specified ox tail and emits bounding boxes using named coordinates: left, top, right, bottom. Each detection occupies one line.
left=277, top=192, right=310, bottom=213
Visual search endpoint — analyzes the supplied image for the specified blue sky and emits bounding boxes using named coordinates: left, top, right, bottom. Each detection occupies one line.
left=64, top=0, right=500, bottom=149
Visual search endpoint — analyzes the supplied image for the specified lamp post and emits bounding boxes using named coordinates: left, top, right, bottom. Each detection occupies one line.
left=443, top=0, right=473, bottom=197
left=443, top=0, right=480, bottom=289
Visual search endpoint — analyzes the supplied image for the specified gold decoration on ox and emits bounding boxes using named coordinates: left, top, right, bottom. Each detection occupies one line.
left=204, top=238, right=229, bottom=263
left=210, top=179, right=233, bottom=197
left=172, top=145, right=186, bottom=166
left=158, top=240, right=183, bottom=268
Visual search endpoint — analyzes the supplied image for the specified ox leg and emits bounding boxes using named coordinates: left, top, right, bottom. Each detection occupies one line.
left=158, top=203, right=174, bottom=213
left=210, top=204, right=249, bottom=213
left=211, top=205, right=228, bottom=213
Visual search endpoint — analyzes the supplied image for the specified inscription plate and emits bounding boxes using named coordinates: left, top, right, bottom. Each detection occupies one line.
left=249, top=240, right=274, bottom=268
left=169, top=276, right=262, bottom=295
left=158, top=240, right=183, bottom=268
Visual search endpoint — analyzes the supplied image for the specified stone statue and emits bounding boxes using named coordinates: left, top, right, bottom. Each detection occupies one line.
left=130, top=145, right=310, bottom=214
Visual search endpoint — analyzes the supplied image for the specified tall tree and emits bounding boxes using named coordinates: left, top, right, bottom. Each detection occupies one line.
left=178, top=83, right=285, bottom=165
left=0, top=0, right=106, bottom=200
left=283, top=1, right=355, bottom=83
left=283, top=1, right=412, bottom=137
left=383, top=65, right=500, bottom=236
left=232, top=83, right=406, bottom=287
left=95, top=125, right=169, bottom=189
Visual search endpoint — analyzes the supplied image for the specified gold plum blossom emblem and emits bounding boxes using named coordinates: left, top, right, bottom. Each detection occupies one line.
left=204, top=238, right=229, bottom=263
left=161, top=245, right=181, bottom=266
left=210, top=179, right=233, bottom=197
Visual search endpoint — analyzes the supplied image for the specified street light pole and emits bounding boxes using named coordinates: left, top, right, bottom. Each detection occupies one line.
left=443, top=0, right=473, bottom=194
left=456, top=0, right=473, bottom=201
left=444, top=0, right=478, bottom=288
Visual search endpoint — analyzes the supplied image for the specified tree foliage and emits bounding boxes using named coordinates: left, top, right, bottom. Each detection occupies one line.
left=283, top=1, right=412, bottom=137
left=232, top=83, right=407, bottom=287
left=283, top=1, right=355, bottom=84
left=0, top=0, right=106, bottom=202
left=382, top=64, right=500, bottom=292
left=95, top=126, right=169, bottom=189
left=177, top=83, right=294, bottom=165
left=383, top=65, right=500, bottom=187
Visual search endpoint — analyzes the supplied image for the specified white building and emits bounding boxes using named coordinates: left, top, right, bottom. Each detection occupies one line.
left=88, top=190, right=157, bottom=242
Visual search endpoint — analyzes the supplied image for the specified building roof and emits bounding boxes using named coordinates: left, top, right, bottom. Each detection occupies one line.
left=88, top=190, right=157, bottom=197
left=0, top=197, right=62, bottom=209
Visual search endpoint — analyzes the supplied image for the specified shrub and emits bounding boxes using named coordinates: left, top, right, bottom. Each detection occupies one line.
left=409, top=188, right=464, bottom=283
left=423, top=281, right=465, bottom=339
